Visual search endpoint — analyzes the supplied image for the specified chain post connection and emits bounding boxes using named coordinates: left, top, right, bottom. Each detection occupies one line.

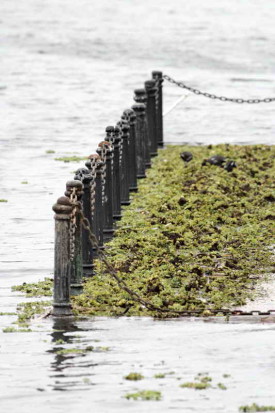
left=163, top=74, right=275, bottom=104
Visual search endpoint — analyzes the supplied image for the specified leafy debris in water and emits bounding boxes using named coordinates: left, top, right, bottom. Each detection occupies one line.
left=73, top=144, right=274, bottom=317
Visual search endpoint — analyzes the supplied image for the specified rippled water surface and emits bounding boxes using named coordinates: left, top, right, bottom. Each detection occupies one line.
left=0, top=0, right=275, bottom=411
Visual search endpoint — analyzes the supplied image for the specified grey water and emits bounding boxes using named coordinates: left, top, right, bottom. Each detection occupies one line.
left=0, top=0, right=275, bottom=411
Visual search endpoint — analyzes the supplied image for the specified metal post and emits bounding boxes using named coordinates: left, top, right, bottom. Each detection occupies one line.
left=52, top=196, right=73, bottom=316
left=86, top=154, right=104, bottom=251
left=145, top=80, right=158, bottom=157
left=122, top=109, right=138, bottom=192
left=134, top=89, right=151, bottom=168
left=132, top=103, right=146, bottom=179
left=106, top=126, right=122, bottom=220
left=117, top=121, right=131, bottom=205
left=152, top=71, right=164, bottom=147
left=97, top=141, right=114, bottom=242
left=95, top=158, right=104, bottom=248
left=65, top=180, right=84, bottom=296
left=74, top=168, right=94, bottom=277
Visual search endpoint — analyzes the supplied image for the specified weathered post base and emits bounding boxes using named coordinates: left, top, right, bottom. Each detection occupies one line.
left=52, top=303, right=73, bottom=317
left=83, top=263, right=94, bottom=277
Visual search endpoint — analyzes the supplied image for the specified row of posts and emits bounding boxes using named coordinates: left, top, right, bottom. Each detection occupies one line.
left=52, top=71, right=164, bottom=316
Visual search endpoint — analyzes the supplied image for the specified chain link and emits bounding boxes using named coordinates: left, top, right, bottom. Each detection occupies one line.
left=69, top=187, right=78, bottom=262
left=163, top=74, right=275, bottom=104
left=68, top=196, right=275, bottom=318
left=100, top=146, right=108, bottom=205
left=89, top=159, right=97, bottom=218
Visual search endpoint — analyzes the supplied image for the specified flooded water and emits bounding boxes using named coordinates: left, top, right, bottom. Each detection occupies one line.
left=0, top=0, right=275, bottom=411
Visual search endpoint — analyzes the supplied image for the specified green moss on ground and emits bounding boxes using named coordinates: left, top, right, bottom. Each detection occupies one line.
left=73, top=144, right=274, bottom=317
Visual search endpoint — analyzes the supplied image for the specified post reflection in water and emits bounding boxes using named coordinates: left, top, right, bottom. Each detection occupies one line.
left=48, top=318, right=97, bottom=392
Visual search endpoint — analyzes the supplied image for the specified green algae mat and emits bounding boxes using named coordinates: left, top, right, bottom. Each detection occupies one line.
left=74, top=144, right=274, bottom=317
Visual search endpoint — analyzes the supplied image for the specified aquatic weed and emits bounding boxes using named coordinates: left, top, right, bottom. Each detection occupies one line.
left=239, top=403, right=275, bottom=412
left=12, top=278, right=53, bottom=297
left=54, top=155, right=88, bottom=163
left=124, top=372, right=144, bottom=381
left=124, top=390, right=162, bottom=401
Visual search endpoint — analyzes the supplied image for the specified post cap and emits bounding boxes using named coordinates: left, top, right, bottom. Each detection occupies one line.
left=152, top=70, right=163, bottom=78
left=52, top=196, right=73, bottom=218
left=145, top=80, right=156, bottom=89
left=65, top=180, right=83, bottom=197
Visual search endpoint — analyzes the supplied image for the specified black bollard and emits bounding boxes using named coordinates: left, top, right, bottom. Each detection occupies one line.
left=117, top=121, right=131, bottom=205
left=97, top=141, right=114, bottom=242
left=122, top=109, right=138, bottom=192
left=65, top=180, right=84, bottom=296
left=106, top=126, right=122, bottom=220
left=132, top=103, right=146, bottom=179
left=145, top=80, right=158, bottom=157
left=134, top=88, right=151, bottom=168
left=52, top=196, right=73, bottom=316
left=74, top=168, right=94, bottom=277
left=152, top=71, right=164, bottom=147
left=86, top=154, right=104, bottom=252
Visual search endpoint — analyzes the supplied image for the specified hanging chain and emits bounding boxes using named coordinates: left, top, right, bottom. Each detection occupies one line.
left=163, top=74, right=275, bottom=104
left=100, top=146, right=108, bottom=205
left=89, top=159, right=97, bottom=218
left=68, top=195, right=275, bottom=318
left=69, top=187, right=78, bottom=262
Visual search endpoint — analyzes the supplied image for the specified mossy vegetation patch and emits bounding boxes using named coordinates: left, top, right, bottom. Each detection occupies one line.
left=239, top=404, right=275, bottom=412
left=124, top=390, right=162, bottom=401
left=12, top=278, right=53, bottom=297
left=124, top=372, right=144, bottom=381
left=73, top=144, right=274, bottom=317
left=54, top=155, right=88, bottom=163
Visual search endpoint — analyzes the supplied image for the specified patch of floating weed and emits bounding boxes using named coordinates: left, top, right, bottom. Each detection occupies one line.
left=217, top=382, right=227, bottom=390
left=0, top=199, right=8, bottom=202
left=46, top=150, right=55, bottom=154
left=72, top=144, right=275, bottom=317
left=124, top=372, right=144, bottom=381
left=56, top=348, right=85, bottom=355
left=99, top=346, right=110, bottom=351
left=154, top=373, right=166, bottom=379
left=195, top=373, right=212, bottom=383
left=0, top=312, right=17, bottom=316
left=56, top=345, right=108, bottom=355
left=3, top=326, right=31, bottom=333
left=124, top=390, right=162, bottom=401
left=21, top=181, right=28, bottom=184
left=54, top=156, right=88, bottom=163
left=223, top=373, right=231, bottom=378
left=54, top=339, right=65, bottom=344
left=83, top=377, right=91, bottom=384
left=239, top=404, right=275, bottom=412
left=180, top=381, right=210, bottom=390
left=15, top=301, right=51, bottom=327
left=12, top=278, right=53, bottom=297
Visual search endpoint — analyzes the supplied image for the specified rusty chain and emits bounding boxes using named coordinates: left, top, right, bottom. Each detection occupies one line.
left=163, top=74, right=275, bottom=104
left=89, top=158, right=97, bottom=218
left=100, top=145, right=108, bottom=205
left=69, top=196, right=275, bottom=318
left=69, top=187, right=78, bottom=262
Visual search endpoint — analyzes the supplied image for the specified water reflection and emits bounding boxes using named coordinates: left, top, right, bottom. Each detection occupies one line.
left=48, top=318, right=107, bottom=391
